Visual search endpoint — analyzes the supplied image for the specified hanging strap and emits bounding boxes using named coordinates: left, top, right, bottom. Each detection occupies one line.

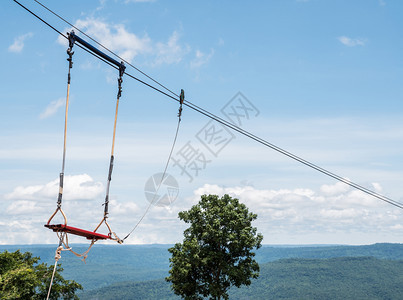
left=103, top=61, right=125, bottom=218
left=96, top=62, right=125, bottom=244
left=59, top=31, right=75, bottom=207
left=47, top=32, right=75, bottom=226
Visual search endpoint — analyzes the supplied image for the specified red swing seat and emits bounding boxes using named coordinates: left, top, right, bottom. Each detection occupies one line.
left=45, top=224, right=111, bottom=240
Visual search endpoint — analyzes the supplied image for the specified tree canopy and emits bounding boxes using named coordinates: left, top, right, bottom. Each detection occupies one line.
left=0, top=250, right=82, bottom=299
left=166, top=194, right=263, bottom=300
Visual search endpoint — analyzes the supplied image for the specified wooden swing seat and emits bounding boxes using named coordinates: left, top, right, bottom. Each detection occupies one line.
left=45, top=224, right=111, bottom=240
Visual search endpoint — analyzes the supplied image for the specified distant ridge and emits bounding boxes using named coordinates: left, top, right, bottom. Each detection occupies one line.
left=79, top=256, right=403, bottom=300
left=1, top=243, right=402, bottom=294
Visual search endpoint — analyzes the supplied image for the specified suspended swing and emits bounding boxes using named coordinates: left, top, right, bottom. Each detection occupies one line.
left=45, top=31, right=125, bottom=249
left=45, top=30, right=186, bottom=260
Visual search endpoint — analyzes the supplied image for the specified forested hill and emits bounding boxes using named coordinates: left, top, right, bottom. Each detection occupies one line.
left=256, top=242, right=403, bottom=261
left=80, top=257, right=403, bottom=300
left=1, top=243, right=402, bottom=297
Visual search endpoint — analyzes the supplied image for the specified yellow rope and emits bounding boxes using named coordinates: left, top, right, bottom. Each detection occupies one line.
left=111, top=97, right=119, bottom=156
left=62, top=83, right=70, bottom=169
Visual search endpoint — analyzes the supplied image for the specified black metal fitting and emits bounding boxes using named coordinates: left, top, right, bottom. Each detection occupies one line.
left=66, top=31, right=75, bottom=69
left=117, top=62, right=125, bottom=99
left=119, top=61, right=126, bottom=78
left=108, top=155, right=114, bottom=181
left=57, top=172, right=64, bottom=205
left=180, top=89, right=185, bottom=105
left=178, top=89, right=185, bottom=118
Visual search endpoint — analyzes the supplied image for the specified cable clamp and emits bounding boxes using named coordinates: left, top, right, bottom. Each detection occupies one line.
left=117, top=61, right=126, bottom=98
left=66, top=31, right=75, bottom=68
left=178, top=89, right=185, bottom=119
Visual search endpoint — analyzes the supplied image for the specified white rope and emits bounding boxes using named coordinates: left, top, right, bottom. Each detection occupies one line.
left=46, top=232, right=68, bottom=300
left=122, top=116, right=182, bottom=241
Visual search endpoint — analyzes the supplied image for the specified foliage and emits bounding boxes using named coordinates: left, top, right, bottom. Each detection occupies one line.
left=1, top=243, right=402, bottom=294
left=79, top=278, right=177, bottom=300
left=255, top=243, right=403, bottom=262
left=1, top=244, right=402, bottom=299
left=0, top=250, right=82, bottom=300
left=229, top=256, right=403, bottom=299
left=166, top=194, right=263, bottom=300
left=79, top=257, right=403, bottom=300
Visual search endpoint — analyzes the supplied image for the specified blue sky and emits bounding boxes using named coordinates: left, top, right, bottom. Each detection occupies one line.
left=1, top=0, right=402, bottom=245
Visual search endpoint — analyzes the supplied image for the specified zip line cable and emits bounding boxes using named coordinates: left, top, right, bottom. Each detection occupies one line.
left=12, top=0, right=182, bottom=103
left=33, top=0, right=179, bottom=99
left=13, top=0, right=64, bottom=37
left=181, top=103, right=403, bottom=210
left=13, top=0, right=403, bottom=210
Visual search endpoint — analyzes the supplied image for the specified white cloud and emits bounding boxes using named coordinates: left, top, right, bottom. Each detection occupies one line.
left=6, top=200, right=40, bottom=215
left=320, top=181, right=351, bottom=196
left=39, top=98, right=64, bottom=119
left=59, top=19, right=191, bottom=66
left=109, top=199, right=140, bottom=215
left=2, top=179, right=402, bottom=244
left=8, top=33, right=33, bottom=53
left=59, top=18, right=152, bottom=63
left=5, top=174, right=103, bottom=202
left=190, top=49, right=214, bottom=69
left=371, top=182, right=382, bottom=192
left=390, top=224, right=403, bottom=230
left=0, top=220, right=44, bottom=244
left=154, top=31, right=190, bottom=66
left=3, top=115, right=403, bottom=244
left=378, top=0, right=386, bottom=6
left=338, top=36, right=367, bottom=47
left=125, top=0, right=156, bottom=3
left=96, top=0, right=107, bottom=10
left=80, top=60, right=101, bottom=70
left=320, top=208, right=361, bottom=219
left=191, top=182, right=402, bottom=237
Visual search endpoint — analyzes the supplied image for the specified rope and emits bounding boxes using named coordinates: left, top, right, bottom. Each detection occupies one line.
left=46, top=250, right=61, bottom=299
left=56, top=231, right=95, bottom=263
left=46, top=233, right=69, bottom=300
left=122, top=91, right=184, bottom=242
left=64, top=241, right=96, bottom=262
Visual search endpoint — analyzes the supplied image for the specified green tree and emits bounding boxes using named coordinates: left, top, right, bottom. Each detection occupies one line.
left=0, top=250, right=82, bottom=299
left=166, top=194, right=263, bottom=300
